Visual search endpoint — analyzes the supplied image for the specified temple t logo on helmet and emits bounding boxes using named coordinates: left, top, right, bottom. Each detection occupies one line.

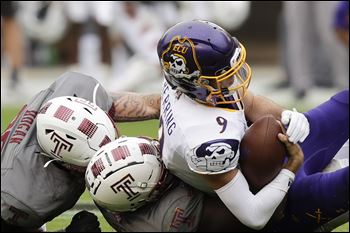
left=36, top=96, right=117, bottom=169
left=85, top=137, right=168, bottom=212
left=157, top=20, right=252, bottom=109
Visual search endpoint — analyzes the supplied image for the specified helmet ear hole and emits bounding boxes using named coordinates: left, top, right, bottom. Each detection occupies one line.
left=84, top=107, right=92, bottom=115
left=66, top=134, right=76, bottom=140
left=45, top=129, right=54, bottom=134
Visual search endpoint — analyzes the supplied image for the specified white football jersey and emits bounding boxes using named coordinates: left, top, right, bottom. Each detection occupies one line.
left=160, top=81, right=248, bottom=193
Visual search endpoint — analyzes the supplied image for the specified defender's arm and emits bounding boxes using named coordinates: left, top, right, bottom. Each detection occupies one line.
left=243, top=90, right=310, bottom=144
left=243, top=90, right=284, bottom=123
left=110, top=92, right=160, bottom=122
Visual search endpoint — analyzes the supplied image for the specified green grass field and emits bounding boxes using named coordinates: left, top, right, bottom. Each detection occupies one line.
left=1, top=106, right=348, bottom=232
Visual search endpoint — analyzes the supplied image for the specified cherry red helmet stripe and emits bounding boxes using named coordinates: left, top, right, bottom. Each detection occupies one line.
left=54, top=106, right=73, bottom=122
left=99, top=135, right=111, bottom=148
left=139, top=143, right=156, bottom=155
left=91, top=158, right=105, bottom=177
left=78, top=118, right=98, bottom=138
left=111, top=145, right=130, bottom=161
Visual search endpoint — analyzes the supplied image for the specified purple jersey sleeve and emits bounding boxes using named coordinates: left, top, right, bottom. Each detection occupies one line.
left=274, top=89, right=349, bottom=231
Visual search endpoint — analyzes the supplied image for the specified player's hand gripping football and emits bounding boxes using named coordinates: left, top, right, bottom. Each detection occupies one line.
left=281, top=108, right=310, bottom=144
left=277, top=122, right=304, bottom=174
left=65, top=210, right=101, bottom=232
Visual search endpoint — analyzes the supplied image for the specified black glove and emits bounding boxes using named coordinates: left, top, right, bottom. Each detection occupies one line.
left=65, top=210, right=101, bottom=232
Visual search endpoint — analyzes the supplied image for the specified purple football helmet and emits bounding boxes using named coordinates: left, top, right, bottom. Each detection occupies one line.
left=157, top=20, right=252, bottom=108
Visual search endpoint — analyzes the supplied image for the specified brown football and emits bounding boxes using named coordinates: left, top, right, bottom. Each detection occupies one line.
left=239, top=114, right=287, bottom=194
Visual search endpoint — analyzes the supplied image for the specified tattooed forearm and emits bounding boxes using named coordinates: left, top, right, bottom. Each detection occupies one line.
left=111, top=92, right=161, bottom=122
left=143, top=94, right=161, bottom=116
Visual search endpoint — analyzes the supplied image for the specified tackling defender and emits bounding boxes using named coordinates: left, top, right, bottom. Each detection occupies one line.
left=1, top=71, right=160, bottom=231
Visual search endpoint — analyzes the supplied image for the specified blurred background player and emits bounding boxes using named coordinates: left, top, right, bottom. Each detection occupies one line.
left=333, top=1, right=349, bottom=47
left=108, top=2, right=165, bottom=93
left=0, top=1, right=254, bottom=99
left=62, top=1, right=113, bottom=84
left=108, top=1, right=251, bottom=93
left=177, top=1, right=251, bottom=32
left=281, top=1, right=349, bottom=99
left=1, top=1, right=24, bottom=91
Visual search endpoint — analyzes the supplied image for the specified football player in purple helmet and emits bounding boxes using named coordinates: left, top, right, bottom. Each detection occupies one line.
left=333, top=1, right=349, bottom=46
left=157, top=19, right=305, bottom=230
left=158, top=20, right=251, bottom=109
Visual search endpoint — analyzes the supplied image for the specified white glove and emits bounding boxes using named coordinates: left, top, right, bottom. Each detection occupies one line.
left=281, top=108, right=310, bottom=144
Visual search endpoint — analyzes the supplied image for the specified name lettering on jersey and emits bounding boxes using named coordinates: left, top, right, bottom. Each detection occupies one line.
left=48, top=131, right=73, bottom=158
left=170, top=207, right=195, bottom=229
left=111, top=174, right=141, bottom=201
left=9, top=109, right=38, bottom=145
left=162, top=82, right=176, bottom=135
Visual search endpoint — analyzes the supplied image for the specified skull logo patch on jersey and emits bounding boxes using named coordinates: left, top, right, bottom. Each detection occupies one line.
left=189, top=139, right=239, bottom=174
